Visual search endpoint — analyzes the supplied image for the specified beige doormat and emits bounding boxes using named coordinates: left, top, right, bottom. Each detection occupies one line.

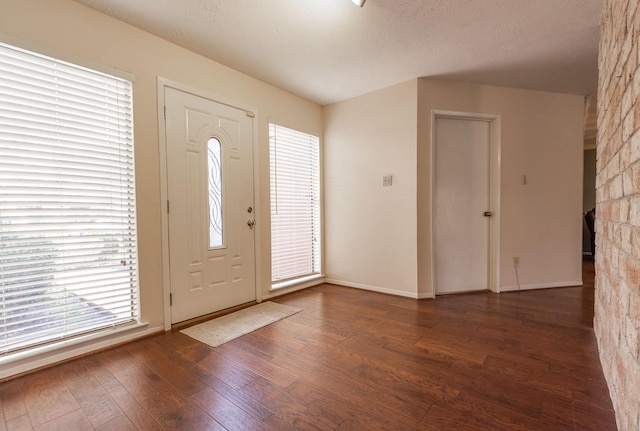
left=180, top=301, right=302, bottom=347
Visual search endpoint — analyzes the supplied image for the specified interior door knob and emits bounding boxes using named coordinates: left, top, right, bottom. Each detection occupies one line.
left=484, top=211, right=492, bottom=217
left=247, top=220, right=255, bottom=229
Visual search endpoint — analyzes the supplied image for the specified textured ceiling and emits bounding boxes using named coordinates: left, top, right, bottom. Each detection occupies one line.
left=72, top=0, right=602, bottom=107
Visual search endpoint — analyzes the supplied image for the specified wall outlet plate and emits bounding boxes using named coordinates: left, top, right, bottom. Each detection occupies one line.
left=383, top=175, right=393, bottom=186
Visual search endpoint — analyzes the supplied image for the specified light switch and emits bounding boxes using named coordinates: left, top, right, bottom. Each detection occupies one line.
left=383, top=175, right=393, bottom=186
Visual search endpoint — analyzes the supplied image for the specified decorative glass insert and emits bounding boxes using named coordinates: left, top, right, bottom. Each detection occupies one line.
left=208, top=137, right=223, bottom=248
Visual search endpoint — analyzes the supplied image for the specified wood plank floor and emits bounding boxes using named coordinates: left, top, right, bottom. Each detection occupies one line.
left=0, top=260, right=617, bottom=430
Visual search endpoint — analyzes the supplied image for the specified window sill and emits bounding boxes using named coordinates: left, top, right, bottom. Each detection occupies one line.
left=265, top=274, right=325, bottom=299
left=0, top=322, right=162, bottom=380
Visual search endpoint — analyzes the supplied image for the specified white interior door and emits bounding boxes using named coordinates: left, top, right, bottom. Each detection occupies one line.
left=165, top=87, right=255, bottom=323
left=434, top=116, right=491, bottom=294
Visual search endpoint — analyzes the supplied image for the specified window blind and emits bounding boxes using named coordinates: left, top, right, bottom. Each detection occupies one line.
left=269, top=123, right=321, bottom=283
left=0, top=42, right=139, bottom=354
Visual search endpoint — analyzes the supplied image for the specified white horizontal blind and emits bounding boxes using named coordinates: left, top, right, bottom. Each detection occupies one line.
left=0, top=42, right=139, bottom=354
left=269, top=123, right=320, bottom=283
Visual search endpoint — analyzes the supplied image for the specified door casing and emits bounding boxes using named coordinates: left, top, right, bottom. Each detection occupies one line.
left=430, top=110, right=501, bottom=297
left=157, top=78, right=262, bottom=330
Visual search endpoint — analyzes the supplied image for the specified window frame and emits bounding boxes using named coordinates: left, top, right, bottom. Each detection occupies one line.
left=0, top=39, right=143, bottom=359
left=268, top=122, right=322, bottom=288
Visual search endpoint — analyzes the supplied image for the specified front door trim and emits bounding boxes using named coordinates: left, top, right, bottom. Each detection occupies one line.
left=157, top=77, right=262, bottom=330
left=429, top=110, right=501, bottom=297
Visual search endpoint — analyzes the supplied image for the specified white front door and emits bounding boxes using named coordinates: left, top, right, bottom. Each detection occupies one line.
left=165, top=87, right=256, bottom=323
left=434, top=116, right=491, bottom=294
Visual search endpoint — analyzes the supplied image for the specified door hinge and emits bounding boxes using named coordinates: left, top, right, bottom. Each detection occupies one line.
left=167, top=200, right=170, bottom=213
left=170, top=293, right=173, bottom=306
left=164, top=105, right=167, bottom=119
left=246, top=111, right=255, bottom=118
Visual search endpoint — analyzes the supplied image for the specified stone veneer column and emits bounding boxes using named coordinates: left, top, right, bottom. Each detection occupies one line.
left=595, top=1, right=640, bottom=430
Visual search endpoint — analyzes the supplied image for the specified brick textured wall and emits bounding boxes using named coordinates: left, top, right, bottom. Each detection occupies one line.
left=595, top=1, right=640, bottom=430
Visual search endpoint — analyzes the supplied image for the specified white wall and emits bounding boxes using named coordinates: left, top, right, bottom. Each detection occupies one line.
left=0, top=0, right=322, bottom=330
left=323, top=78, right=583, bottom=299
left=417, top=78, right=584, bottom=295
left=324, top=80, right=420, bottom=297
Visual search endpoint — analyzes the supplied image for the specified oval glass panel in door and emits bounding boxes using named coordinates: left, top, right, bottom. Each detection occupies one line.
left=208, top=137, right=223, bottom=248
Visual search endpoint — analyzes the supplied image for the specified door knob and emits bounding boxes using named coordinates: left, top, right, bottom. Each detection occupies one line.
left=484, top=211, right=492, bottom=217
left=247, top=220, right=255, bottom=229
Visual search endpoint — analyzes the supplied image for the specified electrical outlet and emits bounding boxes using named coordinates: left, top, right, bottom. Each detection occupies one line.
left=513, top=257, right=520, bottom=267
left=382, top=175, right=393, bottom=186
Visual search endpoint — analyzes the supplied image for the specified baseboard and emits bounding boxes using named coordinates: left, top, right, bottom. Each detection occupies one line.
left=325, top=279, right=422, bottom=299
left=500, top=280, right=583, bottom=292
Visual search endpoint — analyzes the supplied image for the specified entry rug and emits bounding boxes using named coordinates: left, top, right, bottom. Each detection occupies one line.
left=180, top=301, right=302, bottom=347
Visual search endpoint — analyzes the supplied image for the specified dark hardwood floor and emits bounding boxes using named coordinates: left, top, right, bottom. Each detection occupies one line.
left=0, top=260, right=617, bottom=430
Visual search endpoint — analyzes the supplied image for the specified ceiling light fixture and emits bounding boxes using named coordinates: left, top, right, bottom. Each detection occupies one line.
left=352, top=0, right=366, bottom=7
